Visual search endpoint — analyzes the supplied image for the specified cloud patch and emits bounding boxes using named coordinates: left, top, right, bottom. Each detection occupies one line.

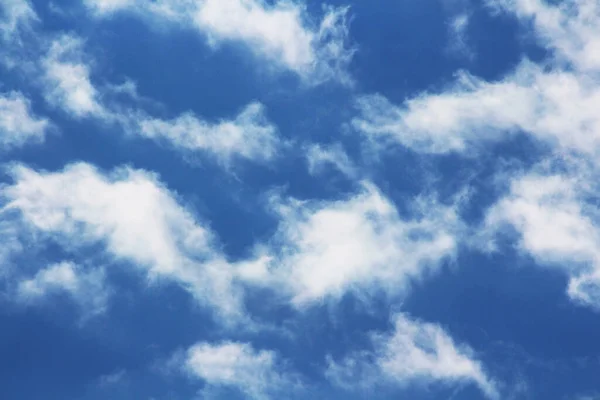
left=41, top=35, right=105, bottom=118
left=83, top=0, right=354, bottom=84
left=1, top=163, right=249, bottom=320
left=241, top=183, right=460, bottom=306
left=136, top=102, right=280, bottom=165
left=327, top=313, right=498, bottom=399
left=484, top=167, right=600, bottom=309
left=183, top=341, right=300, bottom=399
left=17, top=261, right=109, bottom=315
left=0, top=91, right=49, bottom=150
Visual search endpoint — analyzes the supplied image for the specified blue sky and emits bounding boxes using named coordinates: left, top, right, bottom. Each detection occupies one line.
left=1, top=0, right=600, bottom=399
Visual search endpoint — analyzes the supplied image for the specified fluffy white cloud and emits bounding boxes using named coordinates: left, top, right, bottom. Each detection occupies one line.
left=484, top=169, right=600, bottom=309
left=327, top=313, right=498, bottom=399
left=83, top=0, right=353, bottom=83
left=41, top=35, right=105, bottom=118
left=17, top=261, right=109, bottom=315
left=1, top=163, right=246, bottom=319
left=0, top=91, right=49, bottom=149
left=137, top=102, right=280, bottom=165
left=184, top=341, right=299, bottom=399
left=242, top=183, right=459, bottom=306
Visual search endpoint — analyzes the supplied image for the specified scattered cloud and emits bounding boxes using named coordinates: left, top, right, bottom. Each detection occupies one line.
left=354, top=0, right=600, bottom=156
left=0, top=91, right=49, bottom=150
left=488, top=0, right=600, bottom=73
left=484, top=166, right=600, bottom=309
left=41, top=35, right=105, bottom=118
left=327, top=313, right=498, bottom=399
left=447, top=12, right=473, bottom=59
left=136, top=102, right=280, bottom=165
left=183, top=341, right=301, bottom=399
left=305, top=143, right=358, bottom=178
left=83, top=0, right=354, bottom=84
left=1, top=162, right=247, bottom=320
left=17, top=261, right=109, bottom=315
left=35, top=34, right=284, bottom=165
left=0, top=161, right=465, bottom=323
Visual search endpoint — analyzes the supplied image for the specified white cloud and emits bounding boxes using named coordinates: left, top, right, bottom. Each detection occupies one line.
left=0, top=163, right=461, bottom=325
left=353, top=0, right=600, bottom=156
left=484, top=169, right=600, bottom=309
left=354, top=61, right=600, bottom=155
left=488, top=0, right=600, bottom=73
left=1, top=163, right=246, bottom=320
left=183, top=341, right=299, bottom=399
left=83, top=0, right=354, bottom=84
left=36, top=34, right=282, bottom=165
left=351, top=0, right=600, bottom=314
left=0, top=91, right=49, bottom=149
left=0, top=0, right=37, bottom=40
left=137, top=102, right=280, bottom=165
left=243, top=183, right=459, bottom=306
left=306, top=143, right=357, bottom=178
left=41, top=35, right=105, bottom=118
left=327, top=313, right=498, bottom=399
left=17, top=261, right=109, bottom=315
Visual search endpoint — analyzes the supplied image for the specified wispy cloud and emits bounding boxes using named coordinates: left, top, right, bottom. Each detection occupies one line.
left=136, top=102, right=280, bottom=165
left=354, top=61, right=600, bottom=155
left=181, top=341, right=301, bottom=399
left=305, top=143, right=358, bottom=178
left=41, top=35, right=105, bottom=118
left=0, top=0, right=37, bottom=41
left=327, top=313, right=498, bottom=399
left=17, top=261, right=109, bottom=315
left=0, top=91, right=49, bottom=150
left=353, top=0, right=600, bottom=156
left=34, top=34, right=283, bottom=166
left=83, top=0, right=354, bottom=84
left=488, top=0, right=600, bottom=72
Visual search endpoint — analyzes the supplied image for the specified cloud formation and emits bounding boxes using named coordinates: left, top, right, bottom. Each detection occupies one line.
left=0, top=91, right=49, bottom=149
left=183, top=341, right=300, bottom=399
left=242, top=183, right=460, bottom=306
left=137, top=102, right=280, bottom=165
left=17, top=261, right=109, bottom=315
left=1, top=163, right=248, bottom=320
left=35, top=34, right=283, bottom=165
left=41, top=35, right=105, bottom=118
left=83, top=0, right=354, bottom=84
left=328, top=313, right=498, bottom=399
left=484, top=166, right=600, bottom=309
left=489, top=0, right=600, bottom=72
left=353, top=61, right=600, bottom=155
